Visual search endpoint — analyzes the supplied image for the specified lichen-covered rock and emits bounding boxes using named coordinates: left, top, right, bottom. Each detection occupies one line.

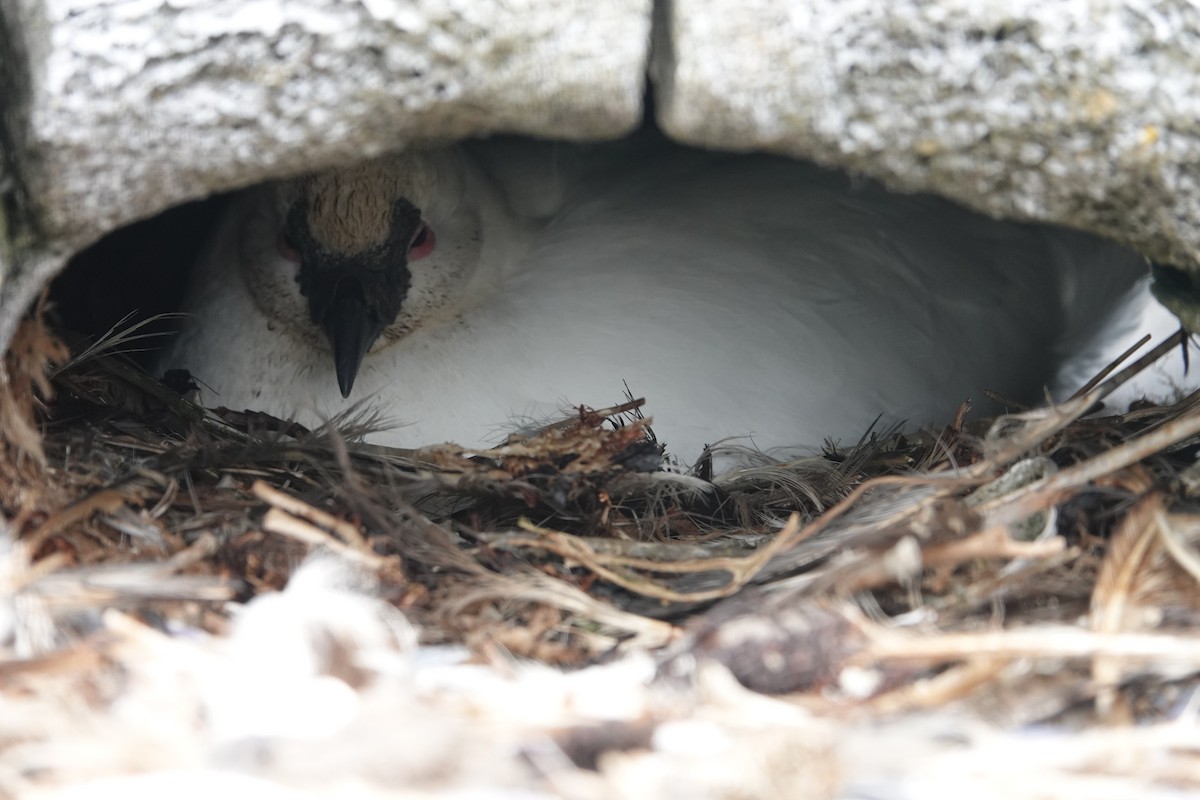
left=15, top=0, right=652, bottom=243
left=654, top=0, right=1200, bottom=270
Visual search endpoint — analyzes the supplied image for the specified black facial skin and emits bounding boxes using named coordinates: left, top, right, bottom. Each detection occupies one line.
left=286, top=198, right=422, bottom=398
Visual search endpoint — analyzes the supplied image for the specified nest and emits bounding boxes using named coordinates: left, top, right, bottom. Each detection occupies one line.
left=3, top=298, right=1200, bottom=798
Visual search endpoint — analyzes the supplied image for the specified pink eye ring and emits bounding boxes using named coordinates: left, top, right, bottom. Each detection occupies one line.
left=277, top=231, right=300, bottom=263
left=408, top=221, right=435, bottom=260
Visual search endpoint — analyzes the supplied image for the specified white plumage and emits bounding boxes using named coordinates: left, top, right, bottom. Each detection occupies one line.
left=163, top=134, right=1167, bottom=461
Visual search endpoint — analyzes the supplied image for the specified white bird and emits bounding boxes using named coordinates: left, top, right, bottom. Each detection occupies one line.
left=162, top=133, right=1167, bottom=462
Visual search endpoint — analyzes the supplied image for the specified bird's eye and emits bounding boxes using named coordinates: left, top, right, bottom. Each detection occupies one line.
left=277, top=230, right=301, bottom=263
left=408, top=221, right=435, bottom=261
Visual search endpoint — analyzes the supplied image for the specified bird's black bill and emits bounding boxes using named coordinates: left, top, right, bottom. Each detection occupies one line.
left=324, top=286, right=383, bottom=398
left=290, top=195, right=420, bottom=398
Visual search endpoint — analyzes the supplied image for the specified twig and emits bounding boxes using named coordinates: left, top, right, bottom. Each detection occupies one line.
left=977, top=329, right=1188, bottom=474
left=921, top=525, right=1066, bottom=566
left=21, top=489, right=131, bottom=554
left=1155, top=509, right=1200, bottom=584
left=862, top=627, right=1200, bottom=665
left=1069, top=333, right=1152, bottom=400
left=1090, top=494, right=1163, bottom=717
left=164, top=532, right=220, bottom=570
left=981, top=404, right=1200, bottom=528
left=261, top=507, right=396, bottom=573
left=867, top=659, right=1011, bottom=714
left=440, top=570, right=678, bottom=648
left=513, top=513, right=804, bottom=602
left=252, top=480, right=369, bottom=550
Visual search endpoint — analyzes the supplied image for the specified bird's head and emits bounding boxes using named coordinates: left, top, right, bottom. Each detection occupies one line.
left=242, top=149, right=481, bottom=397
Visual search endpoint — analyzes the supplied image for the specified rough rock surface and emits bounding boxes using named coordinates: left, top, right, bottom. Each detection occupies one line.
left=16, top=0, right=652, bottom=243
left=654, top=0, right=1200, bottom=270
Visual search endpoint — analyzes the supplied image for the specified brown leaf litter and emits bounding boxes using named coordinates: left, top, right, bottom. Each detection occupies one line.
left=2, top=306, right=1200, bottom=798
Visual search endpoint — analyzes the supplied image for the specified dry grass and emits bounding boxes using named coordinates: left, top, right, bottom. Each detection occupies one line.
left=2, top=305, right=1200, bottom=798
